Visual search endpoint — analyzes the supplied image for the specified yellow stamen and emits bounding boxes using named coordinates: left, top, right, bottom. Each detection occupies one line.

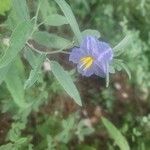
left=80, top=56, right=94, bottom=70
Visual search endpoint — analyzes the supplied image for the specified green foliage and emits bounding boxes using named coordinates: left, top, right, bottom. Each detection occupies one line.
left=113, top=34, right=133, bottom=56
left=32, top=31, right=71, bottom=50
left=4, top=58, right=29, bottom=108
left=102, top=117, right=130, bottom=150
left=50, top=61, right=82, bottom=106
left=0, top=0, right=11, bottom=15
left=0, top=0, right=149, bottom=149
left=12, top=0, right=30, bottom=21
left=55, top=0, right=82, bottom=44
left=24, top=54, right=46, bottom=89
left=0, top=65, right=9, bottom=84
left=44, top=14, right=68, bottom=26
left=0, top=21, right=33, bottom=68
left=5, top=0, right=30, bottom=30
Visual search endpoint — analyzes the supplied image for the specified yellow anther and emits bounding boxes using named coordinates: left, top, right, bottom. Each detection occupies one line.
left=80, top=56, right=94, bottom=70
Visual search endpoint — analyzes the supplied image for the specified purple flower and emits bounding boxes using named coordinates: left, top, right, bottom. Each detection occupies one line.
left=69, top=36, right=113, bottom=77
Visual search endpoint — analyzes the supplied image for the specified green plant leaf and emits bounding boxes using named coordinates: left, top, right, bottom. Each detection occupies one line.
left=5, top=0, right=30, bottom=30
left=0, top=0, right=11, bottom=15
left=82, top=29, right=101, bottom=39
left=40, top=0, right=57, bottom=21
left=24, top=48, right=38, bottom=68
left=120, top=62, right=131, bottom=80
left=32, top=31, right=71, bottom=49
left=4, top=60, right=30, bottom=108
left=24, top=54, right=46, bottom=89
left=0, top=65, right=10, bottom=85
left=113, top=34, right=132, bottom=56
left=50, top=61, right=82, bottom=106
left=113, top=59, right=131, bottom=79
left=55, top=0, right=82, bottom=44
left=0, top=21, right=33, bottom=68
left=0, top=143, right=13, bottom=150
left=12, top=0, right=30, bottom=21
left=101, top=117, right=130, bottom=150
left=45, top=14, right=68, bottom=26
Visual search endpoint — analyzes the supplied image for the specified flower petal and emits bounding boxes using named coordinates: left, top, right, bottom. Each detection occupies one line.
left=94, top=62, right=106, bottom=78
left=77, top=62, right=95, bottom=77
left=98, top=49, right=113, bottom=64
left=81, top=36, right=100, bottom=55
left=69, top=47, right=85, bottom=63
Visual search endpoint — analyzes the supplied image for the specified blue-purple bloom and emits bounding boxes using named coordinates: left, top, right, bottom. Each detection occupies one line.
left=69, top=36, right=113, bottom=77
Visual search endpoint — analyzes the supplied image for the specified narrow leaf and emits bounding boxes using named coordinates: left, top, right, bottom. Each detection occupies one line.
left=113, top=34, right=132, bottom=56
left=4, top=61, right=30, bottom=108
left=24, top=54, right=46, bottom=89
left=0, top=143, right=13, bottom=150
left=0, top=21, right=33, bottom=68
left=32, top=31, right=71, bottom=49
left=45, top=14, right=68, bottom=26
left=50, top=61, right=82, bottom=106
left=0, top=65, right=10, bottom=85
left=113, top=59, right=131, bottom=79
left=5, top=0, right=30, bottom=30
left=102, top=117, right=130, bottom=150
left=24, top=48, right=37, bottom=68
left=55, top=0, right=82, bottom=44
left=12, top=0, right=30, bottom=21
left=120, top=62, right=131, bottom=80
left=40, top=0, right=57, bottom=20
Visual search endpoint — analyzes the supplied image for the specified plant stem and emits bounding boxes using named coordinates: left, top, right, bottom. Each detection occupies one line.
left=26, top=42, right=71, bottom=55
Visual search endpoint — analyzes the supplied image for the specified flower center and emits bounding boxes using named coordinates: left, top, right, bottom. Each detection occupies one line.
left=80, top=56, right=94, bottom=70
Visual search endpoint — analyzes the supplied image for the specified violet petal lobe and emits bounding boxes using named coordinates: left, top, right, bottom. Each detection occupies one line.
left=69, top=47, right=85, bottom=64
left=80, top=36, right=100, bottom=56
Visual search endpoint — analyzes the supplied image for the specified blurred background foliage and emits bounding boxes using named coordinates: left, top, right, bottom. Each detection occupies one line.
left=0, top=0, right=150, bottom=150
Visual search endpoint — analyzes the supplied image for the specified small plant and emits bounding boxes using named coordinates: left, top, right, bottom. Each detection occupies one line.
left=0, top=0, right=149, bottom=150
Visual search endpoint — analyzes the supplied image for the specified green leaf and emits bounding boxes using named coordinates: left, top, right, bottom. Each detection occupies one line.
left=40, top=0, right=57, bottom=20
left=50, top=61, right=82, bottom=106
left=32, top=31, right=71, bottom=49
left=113, top=59, right=131, bottom=79
left=120, top=62, right=131, bottom=80
left=102, top=117, right=130, bottom=150
left=113, top=34, right=132, bottom=56
left=15, top=138, right=27, bottom=145
left=0, top=21, right=33, bottom=68
left=82, top=29, right=101, bottom=39
left=113, top=59, right=123, bottom=71
left=5, top=0, right=30, bottom=30
left=45, top=14, right=68, bottom=26
left=24, top=48, right=38, bottom=68
left=55, top=0, right=82, bottom=44
left=8, top=122, right=26, bottom=142
left=0, top=0, right=11, bottom=15
left=24, top=54, right=46, bottom=89
left=0, top=65, right=10, bottom=85
left=4, top=60, right=30, bottom=108
left=0, top=143, right=13, bottom=150
left=12, top=0, right=30, bottom=21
